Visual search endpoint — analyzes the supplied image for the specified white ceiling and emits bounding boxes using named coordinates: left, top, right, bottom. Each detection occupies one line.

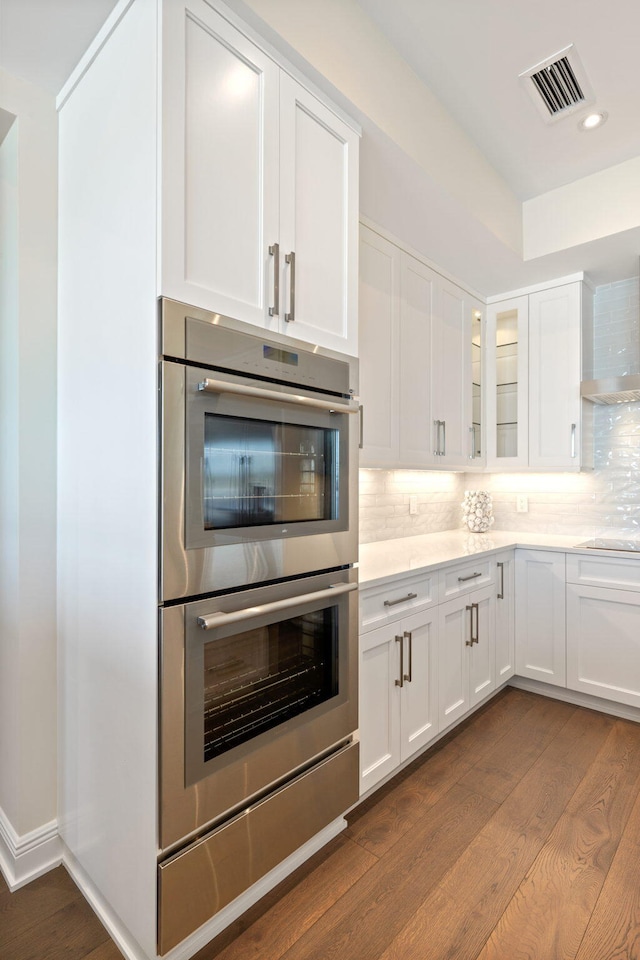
left=2, top=0, right=640, bottom=288
left=356, top=0, right=640, bottom=202
left=0, top=0, right=119, bottom=95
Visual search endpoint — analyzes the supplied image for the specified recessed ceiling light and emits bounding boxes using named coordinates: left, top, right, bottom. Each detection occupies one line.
left=578, top=111, right=608, bottom=131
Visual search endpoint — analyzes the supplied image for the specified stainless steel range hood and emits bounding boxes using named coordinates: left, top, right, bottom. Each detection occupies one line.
left=581, top=375, right=640, bottom=404
left=580, top=268, right=640, bottom=404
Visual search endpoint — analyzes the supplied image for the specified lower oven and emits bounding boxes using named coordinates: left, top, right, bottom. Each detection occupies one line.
left=158, top=566, right=358, bottom=951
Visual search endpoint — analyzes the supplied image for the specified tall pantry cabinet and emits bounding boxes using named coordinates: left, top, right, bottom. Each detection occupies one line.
left=56, top=2, right=359, bottom=959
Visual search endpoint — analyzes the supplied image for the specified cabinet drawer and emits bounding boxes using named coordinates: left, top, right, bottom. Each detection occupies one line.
left=360, top=572, right=436, bottom=632
left=567, top=554, right=640, bottom=592
left=439, top=558, right=494, bottom=602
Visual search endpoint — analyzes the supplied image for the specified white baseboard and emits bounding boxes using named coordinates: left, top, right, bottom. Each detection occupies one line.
left=63, top=848, right=154, bottom=960
left=508, top=676, right=640, bottom=723
left=0, top=807, right=62, bottom=891
left=64, top=816, right=347, bottom=960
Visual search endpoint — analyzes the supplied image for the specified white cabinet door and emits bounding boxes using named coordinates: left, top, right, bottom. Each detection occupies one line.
left=398, top=252, right=436, bottom=468
left=162, top=1, right=280, bottom=326
left=399, top=608, right=438, bottom=762
left=515, top=549, right=566, bottom=686
left=439, top=584, right=496, bottom=730
left=162, top=2, right=359, bottom=353
left=529, top=283, right=582, bottom=470
left=438, top=595, right=471, bottom=729
left=567, top=583, right=640, bottom=709
left=485, top=296, right=529, bottom=469
left=279, top=74, right=359, bottom=355
left=359, top=623, right=401, bottom=795
left=359, top=604, right=439, bottom=796
left=468, top=586, right=496, bottom=708
left=432, top=278, right=471, bottom=468
left=358, top=227, right=400, bottom=465
left=469, top=298, right=485, bottom=466
left=495, top=551, right=515, bottom=683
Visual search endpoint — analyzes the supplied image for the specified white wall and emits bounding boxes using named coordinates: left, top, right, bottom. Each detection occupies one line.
left=524, top=157, right=640, bottom=260
left=0, top=70, right=58, bottom=884
left=226, top=0, right=522, bottom=256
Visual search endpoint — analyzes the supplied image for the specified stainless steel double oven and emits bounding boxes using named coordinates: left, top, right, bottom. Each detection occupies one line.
left=157, top=300, right=360, bottom=953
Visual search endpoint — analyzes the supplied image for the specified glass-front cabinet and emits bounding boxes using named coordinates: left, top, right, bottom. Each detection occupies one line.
left=470, top=306, right=483, bottom=462
left=485, top=295, right=529, bottom=469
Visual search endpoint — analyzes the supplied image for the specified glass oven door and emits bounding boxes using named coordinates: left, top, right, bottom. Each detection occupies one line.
left=184, top=575, right=356, bottom=788
left=185, top=367, right=355, bottom=549
left=159, top=568, right=358, bottom=848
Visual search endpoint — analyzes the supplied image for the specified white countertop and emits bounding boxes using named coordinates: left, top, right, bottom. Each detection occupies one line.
left=358, top=530, right=631, bottom=588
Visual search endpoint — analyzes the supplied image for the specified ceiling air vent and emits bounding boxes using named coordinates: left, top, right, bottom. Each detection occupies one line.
left=520, top=45, right=595, bottom=123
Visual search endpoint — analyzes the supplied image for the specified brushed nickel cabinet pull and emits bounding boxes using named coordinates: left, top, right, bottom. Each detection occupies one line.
left=571, top=422, right=577, bottom=458
left=395, top=635, right=404, bottom=688
left=383, top=592, right=418, bottom=607
left=359, top=404, right=364, bottom=449
left=465, top=604, right=474, bottom=646
left=268, top=242, right=279, bottom=317
left=458, top=571, right=482, bottom=583
left=433, top=419, right=440, bottom=457
left=403, top=630, right=413, bottom=683
left=284, top=251, right=295, bottom=322
left=441, top=419, right=446, bottom=457
left=472, top=602, right=479, bottom=644
left=497, top=561, right=504, bottom=600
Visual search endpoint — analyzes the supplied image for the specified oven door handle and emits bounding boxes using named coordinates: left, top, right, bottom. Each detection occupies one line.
left=197, top=581, right=358, bottom=630
left=197, top=378, right=360, bottom=415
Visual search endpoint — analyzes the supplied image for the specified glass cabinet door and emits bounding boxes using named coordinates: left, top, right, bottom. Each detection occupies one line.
left=470, top=306, right=483, bottom=461
left=485, top=296, right=529, bottom=468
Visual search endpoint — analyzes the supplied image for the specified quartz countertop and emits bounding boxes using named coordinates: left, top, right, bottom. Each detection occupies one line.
left=358, top=530, right=637, bottom=588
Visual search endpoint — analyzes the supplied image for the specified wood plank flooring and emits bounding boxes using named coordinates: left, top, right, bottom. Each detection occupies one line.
left=3, top=688, right=640, bottom=960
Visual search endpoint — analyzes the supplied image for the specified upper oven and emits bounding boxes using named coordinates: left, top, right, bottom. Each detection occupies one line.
left=160, top=299, right=359, bottom=601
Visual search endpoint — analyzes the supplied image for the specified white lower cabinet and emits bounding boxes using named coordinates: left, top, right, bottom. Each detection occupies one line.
left=567, top=564, right=640, bottom=709
left=495, top=550, right=515, bottom=683
left=359, top=605, right=438, bottom=795
left=361, top=545, right=640, bottom=804
left=438, top=585, right=496, bottom=730
left=567, top=584, right=640, bottom=708
left=515, top=549, right=566, bottom=686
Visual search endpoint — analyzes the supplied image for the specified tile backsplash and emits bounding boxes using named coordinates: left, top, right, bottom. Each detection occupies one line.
left=359, top=469, right=465, bottom=543
left=360, top=277, right=640, bottom=544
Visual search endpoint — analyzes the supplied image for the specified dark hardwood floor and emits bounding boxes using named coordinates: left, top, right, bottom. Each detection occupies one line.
left=3, top=687, right=640, bottom=960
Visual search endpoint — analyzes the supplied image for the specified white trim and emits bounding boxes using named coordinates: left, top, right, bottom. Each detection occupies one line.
left=359, top=215, right=486, bottom=303
left=508, top=676, right=640, bottom=723
left=0, top=808, right=62, bottom=891
left=486, top=272, right=587, bottom=303
left=64, top=816, right=346, bottom=960
left=63, top=848, right=153, bottom=960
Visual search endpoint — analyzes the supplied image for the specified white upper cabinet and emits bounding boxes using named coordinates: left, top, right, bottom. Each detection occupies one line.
left=358, top=227, right=401, bottom=466
left=161, top=0, right=359, bottom=355
left=359, top=223, right=480, bottom=469
left=398, top=253, right=437, bottom=467
left=486, top=278, right=591, bottom=472
left=432, top=279, right=481, bottom=468
left=485, top=296, right=529, bottom=469
left=278, top=75, right=359, bottom=354
left=528, top=283, right=582, bottom=470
